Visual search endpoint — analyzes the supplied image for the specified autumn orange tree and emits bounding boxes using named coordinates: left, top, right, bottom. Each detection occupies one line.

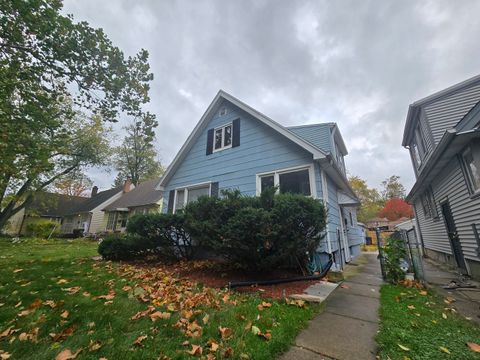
left=378, top=198, right=413, bottom=221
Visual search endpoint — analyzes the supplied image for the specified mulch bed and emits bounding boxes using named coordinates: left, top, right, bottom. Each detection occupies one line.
left=129, top=259, right=326, bottom=299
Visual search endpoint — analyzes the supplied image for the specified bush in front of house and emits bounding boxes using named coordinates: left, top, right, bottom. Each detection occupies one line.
left=184, top=189, right=326, bottom=271
left=26, top=219, right=60, bottom=238
left=98, top=233, right=145, bottom=261
left=98, top=189, right=327, bottom=271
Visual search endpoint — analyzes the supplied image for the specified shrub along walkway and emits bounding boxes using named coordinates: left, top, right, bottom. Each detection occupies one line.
left=280, top=253, right=383, bottom=360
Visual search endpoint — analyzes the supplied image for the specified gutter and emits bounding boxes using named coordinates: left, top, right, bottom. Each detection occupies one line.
left=318, top=155, right=361, bottom=205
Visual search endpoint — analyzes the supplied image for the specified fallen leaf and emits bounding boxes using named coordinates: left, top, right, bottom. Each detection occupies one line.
left=57, top=279, right=68, bottom=284
left=64, top=287, right=81, bottom=294
left=18, top=309, right=31, bottom=317
left=43, top=300, right=57, bottom=308
left=187, top=344, right=202, bottom=356
left=407, top=305, right=415, bottom=310
left=18, top=333, right=28, bottom=341
left=29, top=298, right=43, bottom=309
left=439, top=346, right=450, bottom=354
left=251, top=326, right=261, bottom=335
left=0, top=351, right=11, bottom=360
left=88, top=340, right=102, bottom=352
left=419, top=290, right=428, bottom=296
left=223, top=347, right=233, bottom=358
left=467, top=342, right=480, bottom=352
left=398, top=344, right=410, bottom=351
left=442, top=313, right=447, bottom=319
left=202, top=314, right=209, bottom=324
left=149, top=311, right=171, bottom=321
left=13, top=269, right=23, bottom=273
left=50, top=325, right=76, bottom=342
left=60, top=311, right=69, bottom=319
left=55, top=348, right=82, bottom=360
left=133, top=335, right=147, bottom=346
left=219, top=326, right=233, bottom=339
left=340, top=284, right=350, bottom=289
left=0, top=327, right=13, bottom=339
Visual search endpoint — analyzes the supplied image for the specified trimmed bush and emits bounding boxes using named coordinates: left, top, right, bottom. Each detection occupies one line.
left=98, top=233, right=137, bottom=261
left=26, top=219, right=60, bottom=238
left=98, top=189, right=327, bottom=270
left=184, top=189, right=326, bottom=271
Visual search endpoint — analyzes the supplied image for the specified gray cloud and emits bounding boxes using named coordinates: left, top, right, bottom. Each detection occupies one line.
left=63, top=0, right=480, bottom=191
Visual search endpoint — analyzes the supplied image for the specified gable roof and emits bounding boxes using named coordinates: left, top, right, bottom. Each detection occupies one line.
left=402, top=74, right=480, bottom=146
left=66, top=187, right=123, bottom=215
left=158, top=90, right=327, bottom=188
left=103, top=179, right=163, bottom=211
left=26, top=192, right=88, bottom=218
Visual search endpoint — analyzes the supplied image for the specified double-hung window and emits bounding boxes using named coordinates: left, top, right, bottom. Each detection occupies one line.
left=213, top=123, right=232, bottom=152
left=462, top=143, right=480, bottom=194
left=174, top=183, right=211, bottom=213
left=257, top=165, right=314, bottom=196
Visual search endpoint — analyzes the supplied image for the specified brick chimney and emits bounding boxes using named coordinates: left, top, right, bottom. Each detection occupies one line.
left=123, top=179, right=132, bottom=193
left=91, top=186, right=98, bottom=197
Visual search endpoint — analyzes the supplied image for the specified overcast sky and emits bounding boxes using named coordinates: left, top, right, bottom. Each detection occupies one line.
left=63, top=0, right=480, bottom=192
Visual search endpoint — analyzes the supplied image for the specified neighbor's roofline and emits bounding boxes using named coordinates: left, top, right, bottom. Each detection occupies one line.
left=402, top=74, right=480, bottom=146
left=158, top=90, right=327, bottom=189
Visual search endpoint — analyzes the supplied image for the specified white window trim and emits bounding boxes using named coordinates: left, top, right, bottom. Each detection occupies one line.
left=462, top=146, right=480, bottom=195
left=213, top=122, right=233, bottom=153
left=255, top=164, right=316, bottom=198
left=173, top=181, right=212, bottom=213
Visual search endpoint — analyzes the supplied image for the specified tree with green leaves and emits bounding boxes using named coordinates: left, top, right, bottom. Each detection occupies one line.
left=349, top=175, right=383, bottom=223
left=0, top=0, right=155, bottom=230
left=112, top=116, right=164, bottom=186
left=381, top=175, right=407, bottom=201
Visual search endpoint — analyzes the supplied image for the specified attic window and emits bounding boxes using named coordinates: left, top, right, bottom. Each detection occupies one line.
left=219, top=107, right=228, bottom=116
left=213, top=123, right=232, bottom=152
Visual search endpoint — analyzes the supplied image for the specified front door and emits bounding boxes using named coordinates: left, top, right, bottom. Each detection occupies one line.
left=441, top=201, right=468, bottom=274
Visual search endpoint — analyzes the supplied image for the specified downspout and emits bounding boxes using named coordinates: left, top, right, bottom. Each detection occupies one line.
left=320, top=170, right=333, bottom=255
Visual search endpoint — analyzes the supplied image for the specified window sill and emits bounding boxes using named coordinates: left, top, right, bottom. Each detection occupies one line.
left=212, top=145, right=232, bottom=153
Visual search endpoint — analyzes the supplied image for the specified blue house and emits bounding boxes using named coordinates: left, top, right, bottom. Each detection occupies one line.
left=158, top=91, right=362, bottom=269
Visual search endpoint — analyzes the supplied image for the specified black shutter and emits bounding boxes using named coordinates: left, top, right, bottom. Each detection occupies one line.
left=206, top=128, right=214, bottom=155
left=232, top=119, right=240, bottom=147
left=211, top=182, right=219, bottom=198
left=167, top=190, right=175, bottom=213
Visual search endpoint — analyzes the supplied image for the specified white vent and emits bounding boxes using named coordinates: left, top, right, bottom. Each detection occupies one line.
left=219, top=107, right=227, bottom=116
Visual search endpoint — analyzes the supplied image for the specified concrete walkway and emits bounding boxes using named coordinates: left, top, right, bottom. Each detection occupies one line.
left=423, top=258, right=480, bottom=325
left=280, top=253, right=383, bottom=360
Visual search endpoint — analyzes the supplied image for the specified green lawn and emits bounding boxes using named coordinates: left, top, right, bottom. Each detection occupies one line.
left=376, top=284, right=480, bottom=360
left=0, top=238, right=319, bottom=360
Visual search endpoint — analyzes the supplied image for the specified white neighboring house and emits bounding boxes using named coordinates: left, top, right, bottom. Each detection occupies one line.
left=62, top=181, right=134, bottom=235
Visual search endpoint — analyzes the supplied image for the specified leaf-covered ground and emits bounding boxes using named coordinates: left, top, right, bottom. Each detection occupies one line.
left=376, top=284, right=480, bottom=359
left=0, top=238, right=319, bottom=360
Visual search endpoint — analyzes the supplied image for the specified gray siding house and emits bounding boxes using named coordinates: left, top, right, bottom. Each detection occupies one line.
left=402, top=75, right=480, bottom=278
left=158, top=90, right=362, bottom=269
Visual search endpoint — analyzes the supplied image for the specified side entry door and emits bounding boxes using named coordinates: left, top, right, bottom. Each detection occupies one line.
left=441, top=201, right=468, bottom=274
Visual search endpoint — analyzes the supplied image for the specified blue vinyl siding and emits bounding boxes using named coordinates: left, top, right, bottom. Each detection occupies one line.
left=162, top=98, right=359, bottom=263
left=163, top=101, right=315, bottom=209
left=325, top=174, right=342, bottom=253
